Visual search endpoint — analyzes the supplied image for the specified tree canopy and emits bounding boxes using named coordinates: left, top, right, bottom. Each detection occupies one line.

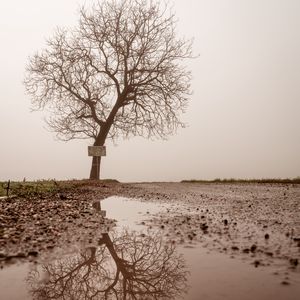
left=25, top=0, right=193, bottom=179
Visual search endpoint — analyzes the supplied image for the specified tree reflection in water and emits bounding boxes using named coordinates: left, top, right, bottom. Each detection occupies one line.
left=27, top=230, right=188, bottom=299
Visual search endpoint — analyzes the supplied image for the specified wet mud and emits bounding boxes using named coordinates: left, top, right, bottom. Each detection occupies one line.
left=128, top=183, right=300, bottom=282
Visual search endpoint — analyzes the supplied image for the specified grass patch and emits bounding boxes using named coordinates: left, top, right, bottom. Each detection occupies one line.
left=0, top=179, right=119, bottom=197
left=0, top=183, right=8, bottom=197
left=0, top=180, right=75, bottom=198
left=181, top=177, right=300, bottom=184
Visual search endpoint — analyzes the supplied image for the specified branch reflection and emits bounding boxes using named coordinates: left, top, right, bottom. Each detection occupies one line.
left=27, top=230, right=188, bottom=299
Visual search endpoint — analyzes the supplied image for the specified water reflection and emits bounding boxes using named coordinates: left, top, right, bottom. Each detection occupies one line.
left=27, top=230, right=188, bottom=299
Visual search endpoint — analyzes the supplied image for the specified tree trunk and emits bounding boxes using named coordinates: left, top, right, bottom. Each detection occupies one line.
left=88, top=106, right=119, bottom=180
left=89, top=155, right=102, bottom=180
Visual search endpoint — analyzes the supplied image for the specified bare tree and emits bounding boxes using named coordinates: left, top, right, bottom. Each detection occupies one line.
left=25, top=0, right=193, bottom=179
left=27, top=230, right=188, bottom=299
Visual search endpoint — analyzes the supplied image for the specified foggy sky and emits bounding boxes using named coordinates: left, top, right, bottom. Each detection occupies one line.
left=0, top=0, right=299, bottom=182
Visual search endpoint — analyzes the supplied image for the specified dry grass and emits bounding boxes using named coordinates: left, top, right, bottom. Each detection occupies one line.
left=181, top=177, right=300, bottom=184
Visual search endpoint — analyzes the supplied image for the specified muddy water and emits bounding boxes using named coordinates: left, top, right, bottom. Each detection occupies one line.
left=0, top=196, right=299, bottom=299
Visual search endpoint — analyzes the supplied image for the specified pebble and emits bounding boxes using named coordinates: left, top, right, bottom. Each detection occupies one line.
left=15, top=252, right=26, bottom=258
left=289, top=258, right=298, bottom=267
left=250, top=244, right=257, bottom=253
left=28, top=251, right=38, bottom=257
left=254, top=260, right=260, bottom=267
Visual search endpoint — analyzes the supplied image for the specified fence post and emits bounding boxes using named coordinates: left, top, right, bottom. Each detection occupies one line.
left=6, top=180, right=10, bottom=197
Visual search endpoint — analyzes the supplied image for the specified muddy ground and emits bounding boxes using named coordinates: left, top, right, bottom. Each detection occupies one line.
left=1, top=181, right=299, bottom=282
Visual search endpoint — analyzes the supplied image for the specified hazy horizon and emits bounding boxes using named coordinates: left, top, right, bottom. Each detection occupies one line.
left=1, top=0, right=299, bottom=182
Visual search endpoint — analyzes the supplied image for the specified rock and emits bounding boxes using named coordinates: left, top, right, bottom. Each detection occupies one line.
left=59, top=193, right=68, bottom=200
left=188, top=234, right=193, bottom=240
left=289, top=258, right=298, bottom=267
left=254, top=260, right=260, bottom=267
left=28, top=250, right=38, bottom=257
left=200, top=223, right=208, bottom=233
left=15, top=252, right=26, bottom=258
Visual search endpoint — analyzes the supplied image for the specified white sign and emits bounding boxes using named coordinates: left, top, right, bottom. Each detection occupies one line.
left=88, top=146, right=106, bottom=157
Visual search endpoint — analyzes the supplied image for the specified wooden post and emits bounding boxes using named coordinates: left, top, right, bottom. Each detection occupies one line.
left=6, top=180, right=10, bottom=197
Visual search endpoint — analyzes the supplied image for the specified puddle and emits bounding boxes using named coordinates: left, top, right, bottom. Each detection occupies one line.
left=183, top=247, right=300, bottom=300
left=99, top=196, right=168, bottom=229
left=0, top=196, right=299, bottom=299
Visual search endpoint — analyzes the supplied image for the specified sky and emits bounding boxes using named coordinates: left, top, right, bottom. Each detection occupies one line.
left=0, top=0, right=299, bottom=182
